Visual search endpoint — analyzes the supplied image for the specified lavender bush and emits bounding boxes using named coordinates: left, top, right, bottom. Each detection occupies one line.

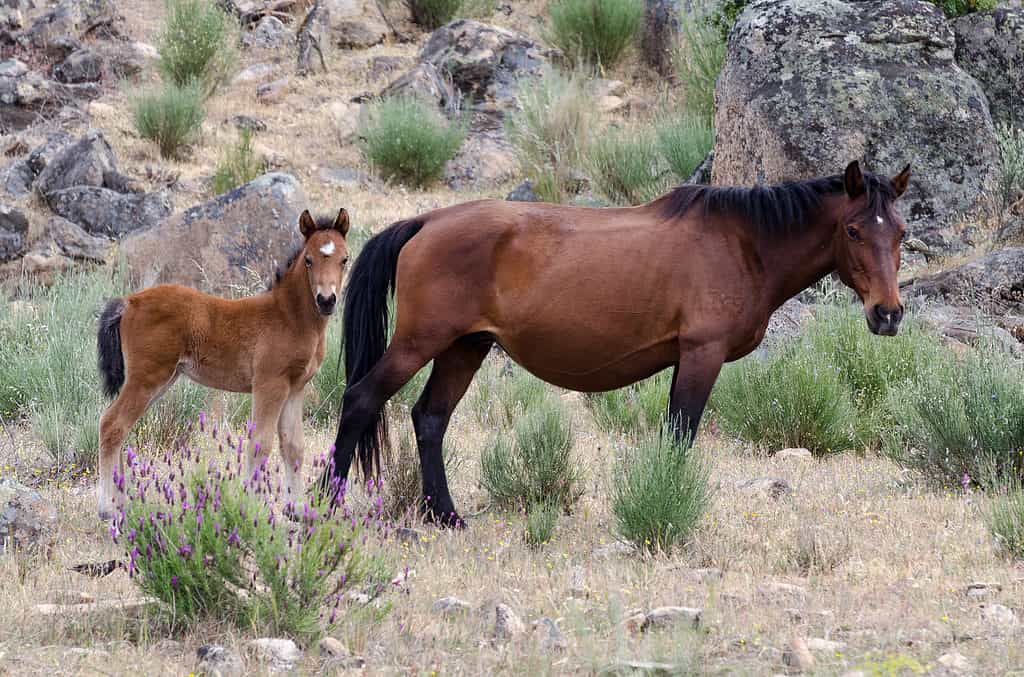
left=111, top=415, right=390, bottom=644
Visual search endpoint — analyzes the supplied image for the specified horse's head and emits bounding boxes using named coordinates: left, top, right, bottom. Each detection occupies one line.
left=298, top=208, right=350, bottom=316
left=833, top=160, right=911, bottom=336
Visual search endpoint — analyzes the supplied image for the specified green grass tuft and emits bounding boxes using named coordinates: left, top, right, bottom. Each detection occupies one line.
left=586, top=370, right=672, bottom=439
left=211, top=128, right=265, bottom=195
left=656, top=111, right=714, bottom=180
left=586, top=125, right=672, bottom=206
left=547, top=0, right=643, bottom=67
left=674, top=11, right=725, bottom=125
left=157, top=0, right=239, bottom=93
left=131, top=81, right=206, bottom=159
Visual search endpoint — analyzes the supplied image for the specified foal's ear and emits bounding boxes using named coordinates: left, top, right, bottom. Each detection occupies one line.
left=891, top=164, right=911, bottom=199
left=333, top=208, right=350, bottom=237
left=299, top=210, right=317, bottom=238
left=844, top=160, right=866, bottom=199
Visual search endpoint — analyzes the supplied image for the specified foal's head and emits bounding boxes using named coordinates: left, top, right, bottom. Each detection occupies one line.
left=296, top=208, right=350, bottom=316
left=832, top=161, right=911, bottom=336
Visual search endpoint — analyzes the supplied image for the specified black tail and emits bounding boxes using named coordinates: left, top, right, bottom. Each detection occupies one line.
left=338, top=218, right=425, bottom=479
left=97, top=298, right=126, bottom=398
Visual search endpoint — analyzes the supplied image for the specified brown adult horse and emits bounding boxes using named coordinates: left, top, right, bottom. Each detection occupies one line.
left=324, top=161, right=911, bottom=526
left=95, top=210, right=350, bottom=519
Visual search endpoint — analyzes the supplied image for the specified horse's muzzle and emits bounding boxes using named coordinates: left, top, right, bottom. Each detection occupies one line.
left=867, top=303, right=903, bottom=336
left=316, top=293, right=337, bottom=316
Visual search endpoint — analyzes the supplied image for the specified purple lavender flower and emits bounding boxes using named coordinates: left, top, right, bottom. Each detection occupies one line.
left=171, top=575, right=179, bottom=588
left=961, top=473, right=971, bottom=490
left=199, top=411, right=206, bottom=431
left=227, top=527, right=240, bottom=546
left=178, top=543, right=193, bottom=559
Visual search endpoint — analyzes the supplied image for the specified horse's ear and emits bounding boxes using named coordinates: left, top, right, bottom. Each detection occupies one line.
left=334, top=208, right=350, bottom=237
left=299, top=210, right=317, bottom=238
left=844, top=160, right=865, bottom=199
left=891, top=164, right=911, bottom=199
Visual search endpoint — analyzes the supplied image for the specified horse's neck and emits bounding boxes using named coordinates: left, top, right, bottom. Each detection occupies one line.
left=759, top=195, right=841, bottom=314
left=273, top=266, right=324, bottom=333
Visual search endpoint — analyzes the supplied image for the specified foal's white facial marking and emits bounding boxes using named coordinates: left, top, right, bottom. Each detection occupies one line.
left=320, top=241, right=335, bottom=256
left=876, top=216, right=884, bottom=225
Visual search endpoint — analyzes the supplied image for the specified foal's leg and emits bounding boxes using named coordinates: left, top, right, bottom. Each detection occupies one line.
left=97, top=369, right=178, bottom=519
left=247, top=378, right=290, bottom=483
left=412, top=335, right=492, bottom=527
left=277, top=388, right=305, bottom=505
left=667, top=343, right=726, bottom=445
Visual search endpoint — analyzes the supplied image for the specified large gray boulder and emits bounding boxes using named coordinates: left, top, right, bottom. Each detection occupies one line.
left=904, top=246, right=1024, bottom=314
left=0, top=202, right=27, bottom=261
left=713, top=0, right=1000, bottom=251
left=34, top=129, right=118, bottom=197
left=953, top=8, right=1024, bottom=128
left=46, top=186, right=171, bottom=237
left=120, top=173, right=308, bottom=296
left=322, top=0, right=388, bottom=49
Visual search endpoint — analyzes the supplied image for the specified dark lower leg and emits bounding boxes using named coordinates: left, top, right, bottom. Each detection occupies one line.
left=411, top=336, right=490, bottom=527
left=668, top=346, right=725, bottom=448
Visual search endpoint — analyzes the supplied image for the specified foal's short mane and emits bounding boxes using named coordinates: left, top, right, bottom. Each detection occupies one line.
left=657, top=171, right=898, bottom=238
left=268, top=214, right=337, bottom=290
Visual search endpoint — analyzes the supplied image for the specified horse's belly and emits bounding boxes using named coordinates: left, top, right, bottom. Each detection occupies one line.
left=178, top=358, right=252, bottom=393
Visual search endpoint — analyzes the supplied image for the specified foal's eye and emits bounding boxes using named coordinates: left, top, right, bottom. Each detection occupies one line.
left=342, top=256, right=349, bottom=265
left=846, top=226, right=861, bottom=241
left=304, top=256, right=313, bottom=267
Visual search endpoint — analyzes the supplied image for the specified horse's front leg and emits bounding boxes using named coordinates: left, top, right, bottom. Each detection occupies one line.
left=667, top=342, right=727, bottom=446
left=247, top=378, right=290, bottom=486
left=277, top=388, right=306, bottom=506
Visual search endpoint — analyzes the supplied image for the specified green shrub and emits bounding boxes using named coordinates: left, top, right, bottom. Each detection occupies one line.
left=927, top=0, right=997, bottom=17
left=506, top=69, right=592, bottom=203
left=706, top=0, right=748, bottom=39
left=406, top=0, right=462, bottom=28
left=524, top=500, right=559, bottom=547
left=132, top=81, right=206, bottom=159
left=547, top=0, right=643, bottom=67
left=136, top=380, right=209, bottom=448
left=157, top=0, right=239, bottom=93
left=656, top=111, right=714, bottom=180
left=114, top=433, right=388, bottom=644
left=471, top=360, right=547, bottom=427
left=996, top=124, right=1024, bottom=213
left=211, top=129, right=265, bottom=195
left=586, top=125, right=672, bottom=205
left=884, top=343, right=1024, bottom=489
left=0, top=270, right=125, bottom=469
left=480, top=395, right=583, bottom=511
left=987, top=485, right=1024, bottom=559
left=358, top=96, right=465, bottom=188
left=611, top=427, right=710, bottom=551
left=674, top=11, right=725, bottom=124
left=586, top=370, right=671, bottom=438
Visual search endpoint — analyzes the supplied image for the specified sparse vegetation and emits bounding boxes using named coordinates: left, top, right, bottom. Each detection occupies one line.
left=996, top=124, right=1024, bottom=216
left=506, top=69, right=592, bottom=203
left=987, top=484, right=1024, bottom=560
left=131, top=82, right=206, bottom=159
left=524, top=500, right=559, bottom=546
left=480, top=394, right=583, bottom=511
left=211, top=129, right=265, bottom=195
left=115, top=432, right=388, bottom=644
left=927, top=0, right=997, bottom=17
left=657, top=111, right=715, bottom=181
left=380, top=419, right=460, bottom=521
left=586, top=125, right=672, bottom=205
left=674, top=10, right=726, bottom=124
left=471, top=360, right=547, bottom=427
left=611, top=427, right=711, bottom=552
left=586, top=370, right=671, bottom=438
left=358, top=96, right=465, bottom=188
left=546, top=0, right=644, bottom=67
left=157, top=0, right=239, bottom=93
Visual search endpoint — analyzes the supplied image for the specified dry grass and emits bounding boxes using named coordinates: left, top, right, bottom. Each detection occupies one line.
left=2, top=2, right=1023, bottom=675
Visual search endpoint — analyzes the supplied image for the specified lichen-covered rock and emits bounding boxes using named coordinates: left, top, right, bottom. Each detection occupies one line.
left=47, top=186, right=171, bottom=237
left=322, top=0, right=388, bottom=49
left=0, top=478, right=59, bottom=555
left=53, top=47, right=103, bottom=84
left=120, top=172, right=307, bottom=295
left=904, top=246, right=1024, bottom=314
left=418, top=20, right=560, bottom=115
left=443, top=132, right=516, bottom=190
left=381, top=62, right=458, bottom=113
left=714, top=0, right=1000, bottom=251
left=953, top=8, right=1024, bottom=127
left=34, top=129, right=118, bottom=198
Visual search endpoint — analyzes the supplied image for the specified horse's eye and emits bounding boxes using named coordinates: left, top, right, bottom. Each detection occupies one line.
left=846, top=226, right=861, bottom=241
left=342, top=257, right=349, bottom=265
left=304, top=256, right=313, bottom=267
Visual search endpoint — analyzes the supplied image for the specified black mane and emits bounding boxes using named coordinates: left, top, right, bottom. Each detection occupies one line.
left=657, top=172, right=897, bottom=237
left=267, top=214, right=337, bottom=290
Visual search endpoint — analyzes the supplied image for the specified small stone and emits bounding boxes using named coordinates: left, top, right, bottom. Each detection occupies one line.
left=152, top=638, right=183, bottom=656
left=805, top=637, right=845, bottom=653
left=319, top=166, right=366, bottom=189
left=52, top=590, right=95, bottom=604
left=596, top=95, right=626, bottom=113
left=318, top=637, right=348, bottom=659
left=533, top=617, right=567, bottom=652
left=569, top=565, right=589, bottom=598
left=197, top=644, right=243, bottom=677
left=776, top=448, right=813, bottom=461
left=233, top=63, right=277, bottom=85
left=494, top=603, right=525, bottom=641
left=229, top=114, right=267, bottom=133
left=248, top=638, right=301, bottom=671
left=643, top=606, right=702, bottom=630
left=433, top=596, right=470, bottom=615
left=620, top=612, right=647, bottom=634
left=966, top=582, right=1001, bottom=599
left=981, top=603, right=1018, bottom=633
left=327, top=100, right=359, bottom=140
left=736, top=477, right=792, bottom=499
left=256, top=78, right=289, bottom=104
left=937, top=651, right=971, bottom=672
left=758, top=582, right=809, bottom=605
left=391, top=568, right=415, bottom=586
left=593, top=540, right=636, bottom=559
left=87, top=101, right=116, bottom=118
left=246, top=16, right=288, bottom=49
left=344, top=591, right=371, bottom=605
left=782, top=636, right=816, bottom=673
left=591, top=78, right=626, bottom=98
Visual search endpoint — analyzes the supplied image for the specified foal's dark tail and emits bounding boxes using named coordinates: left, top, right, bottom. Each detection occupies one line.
left=97, top=298, right=126, bottom=399
left=334, top=218, right=425, bottom=481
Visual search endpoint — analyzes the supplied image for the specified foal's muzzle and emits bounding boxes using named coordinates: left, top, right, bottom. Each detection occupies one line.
left=867, top=303, right=903, bottom=336
left=316, top=293, right=337, bottom=316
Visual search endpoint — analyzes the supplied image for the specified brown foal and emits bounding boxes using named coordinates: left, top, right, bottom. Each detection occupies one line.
left=95, top=210, right=350, bottom=519
left=323, top=160, right=912, bottom=527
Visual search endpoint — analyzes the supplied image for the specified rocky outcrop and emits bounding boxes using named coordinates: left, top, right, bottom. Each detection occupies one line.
left=904, top=247, right=1024, bottom=314
left=322, top=0, right=388, bottom=49
left=0, top=478, right=59, bottom=555
left=120, top=173, right=308, bottom=295
left=713, top=0, right=1000, bottom=251
left=953, top=8, right=1024, bottom=127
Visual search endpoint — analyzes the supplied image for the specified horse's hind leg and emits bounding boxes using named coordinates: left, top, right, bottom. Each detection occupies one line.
left=97, top=369, right=178, bottom=519
left=411, top=334, right=492, bottom=527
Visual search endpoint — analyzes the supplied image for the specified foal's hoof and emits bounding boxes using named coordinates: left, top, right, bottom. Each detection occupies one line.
left=97, top=508, right=115, bottom=523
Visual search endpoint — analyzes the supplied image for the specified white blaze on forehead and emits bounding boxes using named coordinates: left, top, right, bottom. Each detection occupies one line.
left=876, top=216, right=884, bottom=225
left=319, top=241, right=335, bottom=256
